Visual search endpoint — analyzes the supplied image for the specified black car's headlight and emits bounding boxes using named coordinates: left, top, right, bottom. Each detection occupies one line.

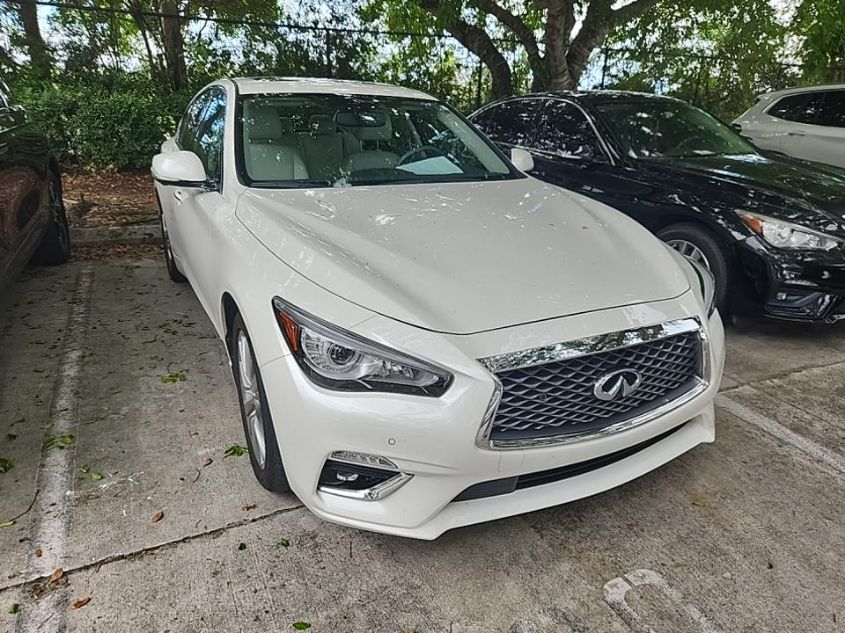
left=738, top=211, right=843, bottom=251
left=272, top=297, right=452, bottom=397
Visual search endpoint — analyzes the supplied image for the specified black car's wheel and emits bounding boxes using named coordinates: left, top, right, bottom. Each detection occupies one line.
left=658, top=223, right=731, bottom=315
left=33, top=171, right=71, bottom=265
left=159, top=208, right=187, bottom=283
left=231, top=313, right=290, bottom=493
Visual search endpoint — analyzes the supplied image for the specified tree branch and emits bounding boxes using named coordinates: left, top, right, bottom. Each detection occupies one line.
left=470, top=0, right=540, bottom=66
left=415, top=0, right=514, bottom=97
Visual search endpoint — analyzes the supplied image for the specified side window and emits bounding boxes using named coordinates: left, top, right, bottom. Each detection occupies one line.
left=484, top=99, right=539, bottom=147
left=177, top=90, right=214, bottom=152
left=470, top=106, right=495, bottom=133
left=767, top=92, right=826, bottom=125
left=534, top=100, right=606, bottom=162
left=818, top=91, right=845, bottom=127
left=193, top=90, right=226, bottom=183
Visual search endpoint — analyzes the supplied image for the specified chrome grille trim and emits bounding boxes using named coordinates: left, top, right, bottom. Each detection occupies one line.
left=476, top=317, right=709, bottom=450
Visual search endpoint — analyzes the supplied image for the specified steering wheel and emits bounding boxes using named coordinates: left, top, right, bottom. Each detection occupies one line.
left=397, top=145, right=444, bottom=166
left=673, top=135, right=707, bottom=155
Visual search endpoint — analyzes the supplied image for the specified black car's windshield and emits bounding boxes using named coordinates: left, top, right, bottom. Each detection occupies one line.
left=594, top=99, right=758, bottom=159
left=238, top=93, right=515, bottom=187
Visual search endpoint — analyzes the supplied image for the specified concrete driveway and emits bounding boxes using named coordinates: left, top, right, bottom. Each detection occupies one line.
left=0, top=253, right=843, bottom=633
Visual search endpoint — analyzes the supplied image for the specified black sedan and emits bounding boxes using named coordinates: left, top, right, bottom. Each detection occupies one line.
left=0, top=80, right=70, bottom=290
left=470, top=91, right=845, bottom=323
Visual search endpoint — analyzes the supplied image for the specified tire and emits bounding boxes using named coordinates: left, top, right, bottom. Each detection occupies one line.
left=657, top=222, right=731, bottom=316
left=158, top=200, right=187, bottom=283
left=33, top=171, right=71, bottom=265
left=231, top=313, right=290, bottom=493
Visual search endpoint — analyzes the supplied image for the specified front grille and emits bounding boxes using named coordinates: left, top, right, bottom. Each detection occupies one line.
left=490, top=331, right=701, bottom=444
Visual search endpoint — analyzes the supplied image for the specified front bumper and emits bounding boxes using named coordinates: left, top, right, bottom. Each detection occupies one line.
left=259, top=296, right=724, bottom=539
left=736, top=236, right=845, bottom=322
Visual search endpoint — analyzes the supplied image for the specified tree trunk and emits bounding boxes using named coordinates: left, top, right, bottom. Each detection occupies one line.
left=160, top=0, right=188, bottom=90
left=18, top=0, right=52, bottom=79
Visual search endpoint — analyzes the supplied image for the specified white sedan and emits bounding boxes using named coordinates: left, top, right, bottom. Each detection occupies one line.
left=151, top=77, right=725, bottom=539
left=733, top=84, right=845, bottom=169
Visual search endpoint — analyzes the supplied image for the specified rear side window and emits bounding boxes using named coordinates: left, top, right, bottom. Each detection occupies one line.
left=534, top=100, right=606, bottom=162
left=768, top=91, right=828, bottom=125
left=484, top=99, right=539, bottom=147
left=818, top=90, right=845, bottom=127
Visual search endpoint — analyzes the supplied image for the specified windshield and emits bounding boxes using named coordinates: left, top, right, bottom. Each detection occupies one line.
left=237, top=93, right=515, bottom=187
left=594, top=99, right=758, bottom=159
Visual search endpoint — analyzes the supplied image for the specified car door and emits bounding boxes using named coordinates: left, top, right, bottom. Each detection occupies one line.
left=158, top=89, right=216, bottom=271
left=172, top=87, right=227, bottom=314
left=766, top=90, right=845, bottom=168
left=0, top=82, right=50, bottom=287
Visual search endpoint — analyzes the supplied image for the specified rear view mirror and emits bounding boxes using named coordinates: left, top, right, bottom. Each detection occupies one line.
left=510, top=147, right=534, bottom=173
left=151, top=150, right=207, bottom=186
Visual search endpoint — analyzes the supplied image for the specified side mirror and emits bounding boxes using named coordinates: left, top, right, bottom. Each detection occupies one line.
left=510, top=147, right=534, bottom=173
left=151, top=150, right=207, bottom=186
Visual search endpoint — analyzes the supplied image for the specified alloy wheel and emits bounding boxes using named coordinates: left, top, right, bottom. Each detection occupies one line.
left=237, top=330, right=267, bottom=469
left=666, top=239, right=712, bottom=272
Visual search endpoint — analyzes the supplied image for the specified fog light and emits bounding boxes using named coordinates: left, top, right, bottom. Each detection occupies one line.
left=318, top=458, right=412, bottom=501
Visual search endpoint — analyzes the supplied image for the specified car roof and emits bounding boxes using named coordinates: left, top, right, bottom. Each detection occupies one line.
left=759, top=83, right=845, bottom=99
left=229, top=77, right=437, bottom=101
left=490, top=90, right=685, bottom=106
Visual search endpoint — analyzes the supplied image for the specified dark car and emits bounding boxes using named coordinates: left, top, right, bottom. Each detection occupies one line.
left=470, top=91, right=845, bottom=323
left=0, top=79, right=70, bottom=290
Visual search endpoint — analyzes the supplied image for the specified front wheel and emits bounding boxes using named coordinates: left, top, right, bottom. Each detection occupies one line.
left=33, top=172, right=71, bottom=265
left=232, top=313, right=290, bottom=493
left=658, top=222, right=731, bottom=316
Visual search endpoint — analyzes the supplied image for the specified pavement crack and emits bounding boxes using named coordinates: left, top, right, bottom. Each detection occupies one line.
left=0, top=504, right=305, bottom=596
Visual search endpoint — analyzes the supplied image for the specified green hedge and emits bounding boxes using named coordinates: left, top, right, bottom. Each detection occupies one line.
left=13, top=79, right=191, bottom=170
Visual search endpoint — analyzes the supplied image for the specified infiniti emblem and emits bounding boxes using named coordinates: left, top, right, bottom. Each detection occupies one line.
left=593, top=369, right=643, bottom=402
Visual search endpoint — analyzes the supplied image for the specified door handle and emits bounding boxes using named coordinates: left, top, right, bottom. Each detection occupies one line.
left=174, top=189, right=184, bottom=202
left=786, top=131, right=806, bottom=137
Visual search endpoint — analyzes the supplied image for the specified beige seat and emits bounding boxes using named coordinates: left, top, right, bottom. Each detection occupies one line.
left=242, top=103, right=308, bottom=181
left=297, top=115, right=344, bottom=181
left=340, top=116, right=399, bottom=173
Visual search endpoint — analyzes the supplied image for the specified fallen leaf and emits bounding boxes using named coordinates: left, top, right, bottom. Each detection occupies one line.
left=34, top=548, right=43, bottom=558
left=79, top=465, right=90, bottom=474
left=8, top=603, right=19, bottom=614
left=722, top=572, right=732, bottom=579
left=90, top=472, right=103, bottom=482
left=151, top=511, right=164, bottom=523
left=50, top=568, right=64, bottom=583
left=242, top=503, right=256, bottom=511
left=277, top=538, right=290, bottom=548
left=202, top=458, right=213, bottom=467
left=0, top=458, right=13, bottom=473
left=237, top=542, right=247, bottom=551
left=71, top=596, right=91, bottom=609
left=160, top=371, right=186, bottom=384
left=0, top=520, right=14, bottom=528
left=767, top=560, right=774, bottom=570
left=292, top=622, right=311, bottom=630
left=224, top=444, right=248, bottom=458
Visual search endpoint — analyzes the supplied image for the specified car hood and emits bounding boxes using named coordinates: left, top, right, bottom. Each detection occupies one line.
left=236, top=178, right=689, bottom=335
left=641, top=153, right=845, bottom=235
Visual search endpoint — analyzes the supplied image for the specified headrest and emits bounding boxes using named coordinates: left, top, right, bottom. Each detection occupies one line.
left=335, top=108, right=392, bottom=141
left=308, top=114, right=336, bottom=135
left=244, top=102, right=283, bottom=140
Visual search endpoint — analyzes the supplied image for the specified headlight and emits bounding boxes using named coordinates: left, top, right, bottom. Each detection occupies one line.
left=272, top=297, right=452, bottom=397
left=738, top=212, right=842, bottom=251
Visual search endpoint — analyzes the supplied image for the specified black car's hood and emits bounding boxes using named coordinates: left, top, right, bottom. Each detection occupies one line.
left=638, top=153, right=845, bottom=236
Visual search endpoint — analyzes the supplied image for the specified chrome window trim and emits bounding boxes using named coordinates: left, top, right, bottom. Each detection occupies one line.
left=475, top=317, right=709, bottom=450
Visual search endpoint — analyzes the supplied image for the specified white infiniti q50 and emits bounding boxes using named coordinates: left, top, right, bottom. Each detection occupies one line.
left=151, top=77, right=725, bottom=539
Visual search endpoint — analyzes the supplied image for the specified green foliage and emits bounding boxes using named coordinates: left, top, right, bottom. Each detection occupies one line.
left=793, top=0, right=845, bottom=84
left=11, top=74, right=189, bottom=169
